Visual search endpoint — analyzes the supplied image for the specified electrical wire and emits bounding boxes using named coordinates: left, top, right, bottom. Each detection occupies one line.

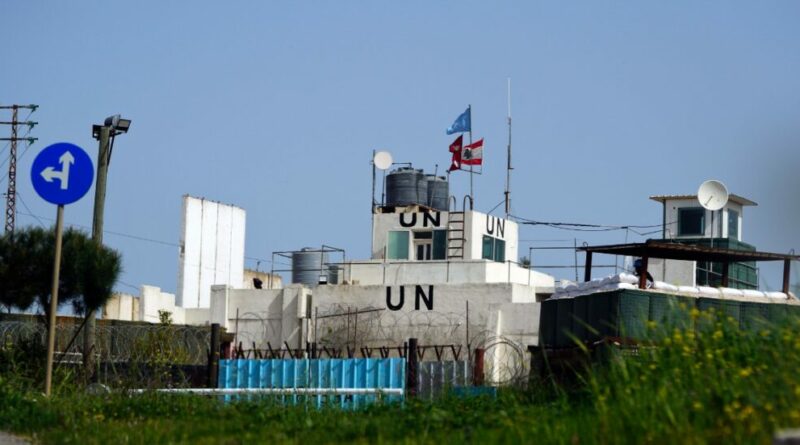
left=511, top=214, right=677, bottom=236
left=16, top=210, right=279, bottom=266
left=15, top=192, right=46, bottom=228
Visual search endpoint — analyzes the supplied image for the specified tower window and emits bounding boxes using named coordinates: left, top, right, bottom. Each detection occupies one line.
left=678, top=208, right=705, bottom=236
left=728, top=209, right=739, bottom=240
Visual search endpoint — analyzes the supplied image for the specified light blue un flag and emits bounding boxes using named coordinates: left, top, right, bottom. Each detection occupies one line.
left=446, top=107, right=471, bottom=135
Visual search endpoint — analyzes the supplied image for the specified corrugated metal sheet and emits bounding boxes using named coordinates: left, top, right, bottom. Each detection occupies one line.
left=218, top=358, right=405, bottom=408
left=417, top=361, right=471, bottom=399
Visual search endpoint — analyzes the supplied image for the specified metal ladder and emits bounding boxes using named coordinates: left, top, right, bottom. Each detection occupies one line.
left=447, top=211, right=466, bottom=259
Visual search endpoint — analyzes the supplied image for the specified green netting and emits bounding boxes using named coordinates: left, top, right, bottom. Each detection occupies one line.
left=571, top=294, right=591, bottom=344
left=539, top=299, right=557, bottom=347
left=740, top=302, right=770, bottom=332
left=649, top=293, right=694, bottom=332
left=697, top=298, right=741, bottom=326
left=555, top=298, right=575, bottom=348
left=767, top=303, right=789, bottom=324
left=617, top=291, right=650, bottom=339
left=588, top=291, right=618, bottom=340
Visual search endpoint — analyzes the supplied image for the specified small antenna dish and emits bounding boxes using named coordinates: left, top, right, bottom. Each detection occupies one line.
left=697, top=180, right=729, bottom=211
left=374, top=151, right=393, bottom=170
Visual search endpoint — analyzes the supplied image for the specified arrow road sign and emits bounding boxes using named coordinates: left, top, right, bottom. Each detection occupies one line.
left=31, top=142, right=94, bottom=205
left=40, top=150, right=75, bottom=190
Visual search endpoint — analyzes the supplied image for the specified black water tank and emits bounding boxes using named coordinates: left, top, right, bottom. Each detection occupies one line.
left=386, top=167, right=428, bottom=207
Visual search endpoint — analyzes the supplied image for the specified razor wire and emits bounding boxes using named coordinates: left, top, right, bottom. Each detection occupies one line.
left=314, top=305, right=531, bottom=383
left=0, top=320, right=211, bottom=365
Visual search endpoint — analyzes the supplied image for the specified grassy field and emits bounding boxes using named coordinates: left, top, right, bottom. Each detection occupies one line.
left=2, top=309, right=800, bottom=444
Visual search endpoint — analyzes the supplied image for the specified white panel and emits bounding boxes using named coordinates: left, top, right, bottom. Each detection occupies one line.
left=214, top=204, right=233, bottom=286
left=177, top=196, right=247, bottom=309
left=177, top=196, right=203, bottom=308
left=198, top=200, right=219, bottom=308
left=229, top=206, right=246, bottom=290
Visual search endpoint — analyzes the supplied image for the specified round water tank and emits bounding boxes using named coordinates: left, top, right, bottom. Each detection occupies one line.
left=426, top=175, right=449, bottom=211
left=386, top=168, right=428, bottom=207
left=291, top=248, right=329, bottom=286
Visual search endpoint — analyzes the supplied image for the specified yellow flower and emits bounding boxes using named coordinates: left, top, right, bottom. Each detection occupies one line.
left=739, top=367, right=753, bottom=378
left=690, top=308, right=700, bottom=319
left=712, top=330, right=723, bottom=340
left=692, top=401, right=703, bottom=410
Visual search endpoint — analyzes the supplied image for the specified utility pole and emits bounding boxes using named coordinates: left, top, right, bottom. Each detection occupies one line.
left=0, top=104, right=38, bottom=234
left=85, top=115, right=130, bottom=379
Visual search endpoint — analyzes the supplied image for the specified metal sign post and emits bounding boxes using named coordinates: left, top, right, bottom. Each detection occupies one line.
left=31, top=142, right=94, bottom=396
left=44, top=204, right=64, bottom=396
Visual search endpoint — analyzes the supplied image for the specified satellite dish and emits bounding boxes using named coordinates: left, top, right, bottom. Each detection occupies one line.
left=373, top=151, right=393, bottom=170
left=697, top=180, right=729, bottom=211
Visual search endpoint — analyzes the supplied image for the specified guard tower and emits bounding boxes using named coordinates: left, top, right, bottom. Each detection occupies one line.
left=649, top=192, right=759, bottom=288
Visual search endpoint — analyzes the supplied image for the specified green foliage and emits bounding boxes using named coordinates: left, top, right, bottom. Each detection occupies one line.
left=126, top=311, right=192, bottom=388
left=0, top=226, right=122, bottom=316
left=1, top=310, right=800, bottom=444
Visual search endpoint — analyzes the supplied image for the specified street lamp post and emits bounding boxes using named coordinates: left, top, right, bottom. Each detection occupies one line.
left=84, top=115, right=130, bottom=377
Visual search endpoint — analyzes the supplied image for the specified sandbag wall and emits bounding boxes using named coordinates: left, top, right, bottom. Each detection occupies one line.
left=540, top=289, right=800, bottom=349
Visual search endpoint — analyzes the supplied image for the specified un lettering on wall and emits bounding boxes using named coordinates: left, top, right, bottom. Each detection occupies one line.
left=177, top=195, right=246, bottom=308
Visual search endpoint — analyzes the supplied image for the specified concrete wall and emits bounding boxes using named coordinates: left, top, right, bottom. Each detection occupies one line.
left=103, top=293, right=140, bottom=321
left=243, top=269, right=282, bottom=289
left=372, top=210, right=448, bottom=259
left=203, top=282, right=541, bottom=351
left=465, top=212, right=518, bottom=262
left=340, top=259, right=553, bottom=290
left=139, top=285, right=185, bottom=324
left=177, top=196, right=246, bottom=308
left=649, top=258, right=697, bottom=287
left=371, top=210, right=518, bottom=262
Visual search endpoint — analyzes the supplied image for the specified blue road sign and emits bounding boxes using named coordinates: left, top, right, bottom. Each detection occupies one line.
left=31, top=142, right=94, bottom=206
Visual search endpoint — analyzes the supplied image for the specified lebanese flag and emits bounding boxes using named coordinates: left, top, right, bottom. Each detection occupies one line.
left=448, top=135, right=463, bottom=172
left=461, top=138, right=484, bottom=165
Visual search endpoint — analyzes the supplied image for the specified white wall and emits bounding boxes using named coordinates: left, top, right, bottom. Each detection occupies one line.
left=649, top=258, right=696, bottom=287
left=202, top=282, right=541, bottom=351
left=340, top=259, right=554, bottom=291
left=663, top=198, right=744, bottom=240
left=103, top=293, right=139, bottom=321
left=140, top=285, right=185, bottom=324
left=371, top=210, right=519, bottom=262
left=177, top=196, right=246, bottom=308
left=465, top=212, right=518, bottom=262
left=371, top=210, right=448, bottom=259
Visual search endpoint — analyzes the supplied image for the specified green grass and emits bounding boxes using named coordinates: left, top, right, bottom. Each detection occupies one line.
left=2, top=310, right=800, bottom=444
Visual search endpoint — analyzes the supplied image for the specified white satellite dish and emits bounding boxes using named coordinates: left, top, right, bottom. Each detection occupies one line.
left=697, top=180, right=729, bottom=211
left=374, top=151, right=393, bottom=170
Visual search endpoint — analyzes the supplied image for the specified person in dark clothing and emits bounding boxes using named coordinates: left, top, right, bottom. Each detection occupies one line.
left=633, top=258, right=655, bottom=288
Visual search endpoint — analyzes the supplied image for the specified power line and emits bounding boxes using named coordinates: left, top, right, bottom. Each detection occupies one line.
left=16, top=193, right=45, bottom=228
left=16, top=210, right=279, bottom=265
left=511, top=214, right=677, bottom=235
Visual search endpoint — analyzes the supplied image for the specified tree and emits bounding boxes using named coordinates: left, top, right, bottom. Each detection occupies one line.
left=0, top=226, right=121, bottom=323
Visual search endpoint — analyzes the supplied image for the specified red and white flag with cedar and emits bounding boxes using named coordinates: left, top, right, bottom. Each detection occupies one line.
left=461, top=138, right=484, bottom=165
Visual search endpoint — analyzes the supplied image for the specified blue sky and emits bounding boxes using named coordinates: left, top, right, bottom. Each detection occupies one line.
left=3, top=2, right=799, bottom=293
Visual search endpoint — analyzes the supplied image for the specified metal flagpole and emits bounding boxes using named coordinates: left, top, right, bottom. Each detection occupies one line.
left=504, top=78, right=512, bottom=219
left=468, top=104, right=473, bottom=209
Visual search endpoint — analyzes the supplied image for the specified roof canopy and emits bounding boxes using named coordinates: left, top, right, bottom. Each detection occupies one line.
left=579, top=239, right=796, bottom=263
left=578, top=239, right=797, bottom=293
left=649, top=194, right=757, bottom=207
